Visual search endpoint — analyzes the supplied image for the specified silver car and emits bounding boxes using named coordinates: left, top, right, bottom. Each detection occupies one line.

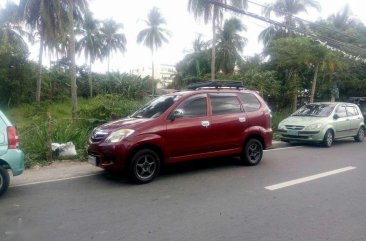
left=278, top=102, right=365, bottom=147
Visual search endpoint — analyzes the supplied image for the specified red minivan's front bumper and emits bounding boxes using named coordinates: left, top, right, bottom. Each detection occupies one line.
left=87, top=142, right=129, bottom=171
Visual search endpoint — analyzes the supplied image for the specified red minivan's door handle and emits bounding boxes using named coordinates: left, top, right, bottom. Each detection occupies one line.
left=201, top=121, right=210, bottom=127
left=239, top=117, right=246, bottom=123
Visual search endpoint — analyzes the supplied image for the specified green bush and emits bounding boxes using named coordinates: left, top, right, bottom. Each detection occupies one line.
left=78, top=94, right=146, bottom=125
left=271, top=108, right=292, bottom=140
left=11, top=95, right=147, bottom=168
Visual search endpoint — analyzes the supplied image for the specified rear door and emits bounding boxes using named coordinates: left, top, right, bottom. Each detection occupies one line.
left=346, top=105, right=362, bottom=136
left=165, top=94, right=211, bottom=158
left=334, top=105, right=350, bottom=138
left=209, top=93, right=247, bottom=152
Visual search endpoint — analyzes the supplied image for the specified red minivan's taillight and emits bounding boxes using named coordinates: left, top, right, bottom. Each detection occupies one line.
left=7, top=126, right=19, bottom=149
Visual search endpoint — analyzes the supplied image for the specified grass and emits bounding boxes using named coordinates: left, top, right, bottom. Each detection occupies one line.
left=271, top=108, right=292, bottom=141
left=4, top=95, right=146, bottom=168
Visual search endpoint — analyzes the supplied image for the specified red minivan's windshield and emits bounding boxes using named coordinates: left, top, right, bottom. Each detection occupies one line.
left=130, top=95, right=182, bottom=119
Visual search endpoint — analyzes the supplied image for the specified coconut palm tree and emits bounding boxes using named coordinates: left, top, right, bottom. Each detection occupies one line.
left=192, top=34, right=210, bottom=53
left=77, top=10, right=103, bottom=98
left=216, top=18, right=247, bottom=74
left=137, top=7, right=170, bottom=95
left=188, top=0, right=247, bottom=80
left=328, top=5, right=360, bottom=30
left=0, top=2, right=28, bottom=46
left=259, top=0, right=321, bottom=46
left=61, top=0, right=88, bottom=119
left=20, top=0, right=68, bottom=103
left=100, top=19, right=127, bottom=73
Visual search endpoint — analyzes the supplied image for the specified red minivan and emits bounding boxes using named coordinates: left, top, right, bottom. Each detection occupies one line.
left=88, top=83, right=272, bottom=183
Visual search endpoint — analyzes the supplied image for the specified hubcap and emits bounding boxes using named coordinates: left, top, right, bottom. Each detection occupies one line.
left=0, top=174, right=3, bottom=189
left=248, top=143, right=261, bottom=162
left=135, top=154, right=157, bottom=180
left=359, top=128, right=365, bottom=140
left=326, top=132, right=333, bottom=146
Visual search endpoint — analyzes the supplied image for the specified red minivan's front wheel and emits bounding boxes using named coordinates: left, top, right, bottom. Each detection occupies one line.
left=129, top=149, right=161, bottom=184
left=240, top=139, right=263, bottom=166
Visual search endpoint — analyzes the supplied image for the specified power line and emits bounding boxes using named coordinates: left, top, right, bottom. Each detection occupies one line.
left=207, top=0, right=366, bottom=63
left=247, top=0, right=362, bottom=43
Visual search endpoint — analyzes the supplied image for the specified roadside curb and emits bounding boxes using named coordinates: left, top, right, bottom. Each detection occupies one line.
left=10, top=161, right=102, bottom=187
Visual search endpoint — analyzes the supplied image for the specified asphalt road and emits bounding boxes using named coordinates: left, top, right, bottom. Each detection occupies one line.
left=1, top=140, right=366, bottom=241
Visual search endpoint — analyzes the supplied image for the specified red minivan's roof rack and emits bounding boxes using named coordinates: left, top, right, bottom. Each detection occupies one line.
left=186, top=81, right=244, bottom=90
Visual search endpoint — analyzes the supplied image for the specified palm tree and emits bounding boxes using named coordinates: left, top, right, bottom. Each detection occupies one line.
left=77, top=10, right=103, bottom=98
left=20, top=0, right=67, bottom=103
left=100, top=19, right=127, bottom=73
left=328, top=5, right=360, bottom=30
left=188, top=0, right=247, bottom=80
left=137, top=7, right=170, bottom=95
left=259, top=0, right=321, bottom=46
left=60, top=0, right=88, bottom=119
left=0, top=2, right=28, bottom=50
left=192, top=34, right=209, bottom=53
left=216, top=18, right=247, bottom=74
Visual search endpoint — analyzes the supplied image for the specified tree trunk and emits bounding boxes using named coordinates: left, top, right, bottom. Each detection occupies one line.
left=310, top=63, right=319, bottom=103
left=68, top=0, right=77, bottom=119
left=89, top=58, right=93, bottom=98
left=211, top=6, right=216, bottom=81
left=151, top=48, right=155, bottom=96
left=36, top=38, right=44, bottom=103
left=291, top=71, right=298, bottom=112
left=107, top=52, right=110, bottom=73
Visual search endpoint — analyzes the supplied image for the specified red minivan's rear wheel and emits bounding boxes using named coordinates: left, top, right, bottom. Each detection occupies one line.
left=0, top=166, right=10, bottom=196
left=129, top=149, right=160, bottom=184
left=240, top=139, right=263, bottom=166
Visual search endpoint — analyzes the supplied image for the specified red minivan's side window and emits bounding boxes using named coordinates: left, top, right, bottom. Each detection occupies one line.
left=210, top=95, right=242, bottom=115
left=174, top=95, right=207, bottom=118
left=238, top=93, right=261, bottom=112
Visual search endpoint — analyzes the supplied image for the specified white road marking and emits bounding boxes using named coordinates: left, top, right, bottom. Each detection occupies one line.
left=10, top=173, right=100, bottom=188
left=265, top=166, right=356, bottom=191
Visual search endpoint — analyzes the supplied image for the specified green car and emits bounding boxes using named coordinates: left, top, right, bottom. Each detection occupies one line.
left=0, top=110, right=25, bottom=196
left=278, top=102, right=365, bottom=147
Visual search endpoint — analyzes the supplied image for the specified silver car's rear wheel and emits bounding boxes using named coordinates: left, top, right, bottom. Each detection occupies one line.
left=355, top=127, right=365, bottom=142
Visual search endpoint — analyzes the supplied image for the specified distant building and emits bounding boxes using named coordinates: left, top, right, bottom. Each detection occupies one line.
left=130, top=64, right=176, bottom=88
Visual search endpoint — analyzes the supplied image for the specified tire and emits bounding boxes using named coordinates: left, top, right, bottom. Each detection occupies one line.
left=323, top=130, right=334, bottom=147
left=0, top=166, right=10, bottom=197
left=128, top=149, right=160, bottom=184
left=354, top=127, right=365, bottom=142
left=240, top=139, right=263, bottom=166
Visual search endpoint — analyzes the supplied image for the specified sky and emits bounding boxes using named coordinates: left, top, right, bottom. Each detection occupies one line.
left=1, top=0, right=366, bottom=73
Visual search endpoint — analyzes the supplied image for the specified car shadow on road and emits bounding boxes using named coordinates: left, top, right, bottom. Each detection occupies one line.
left=288, top=138, right=358, bottom=148
left=95, top=156, right=244, bottom=185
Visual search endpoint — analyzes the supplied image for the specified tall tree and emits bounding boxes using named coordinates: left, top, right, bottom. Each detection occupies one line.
left=259, top=0, right=321, bottom=46
left=100, top=19, right=127, bottom=73
left=188, top=0, right=247, bottom=80
left=20, top=0, right=67, bottom=103
left=192, top=34, right=209, bottom=53
left=0, top=2, right=27, bottom=47
left=328, top=5, right=360, bottom=31
left=137, top=7, right=170, bottom=95
left=216, top=17, right=247, bottom=74
left=77, top=10, right=103, bottom=98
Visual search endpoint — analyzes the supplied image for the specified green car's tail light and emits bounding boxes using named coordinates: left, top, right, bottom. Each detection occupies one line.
left=7, top=126, right=19, bottom=149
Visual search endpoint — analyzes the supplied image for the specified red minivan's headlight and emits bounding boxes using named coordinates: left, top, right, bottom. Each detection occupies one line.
left=105, top=129, right=135, bottom=143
